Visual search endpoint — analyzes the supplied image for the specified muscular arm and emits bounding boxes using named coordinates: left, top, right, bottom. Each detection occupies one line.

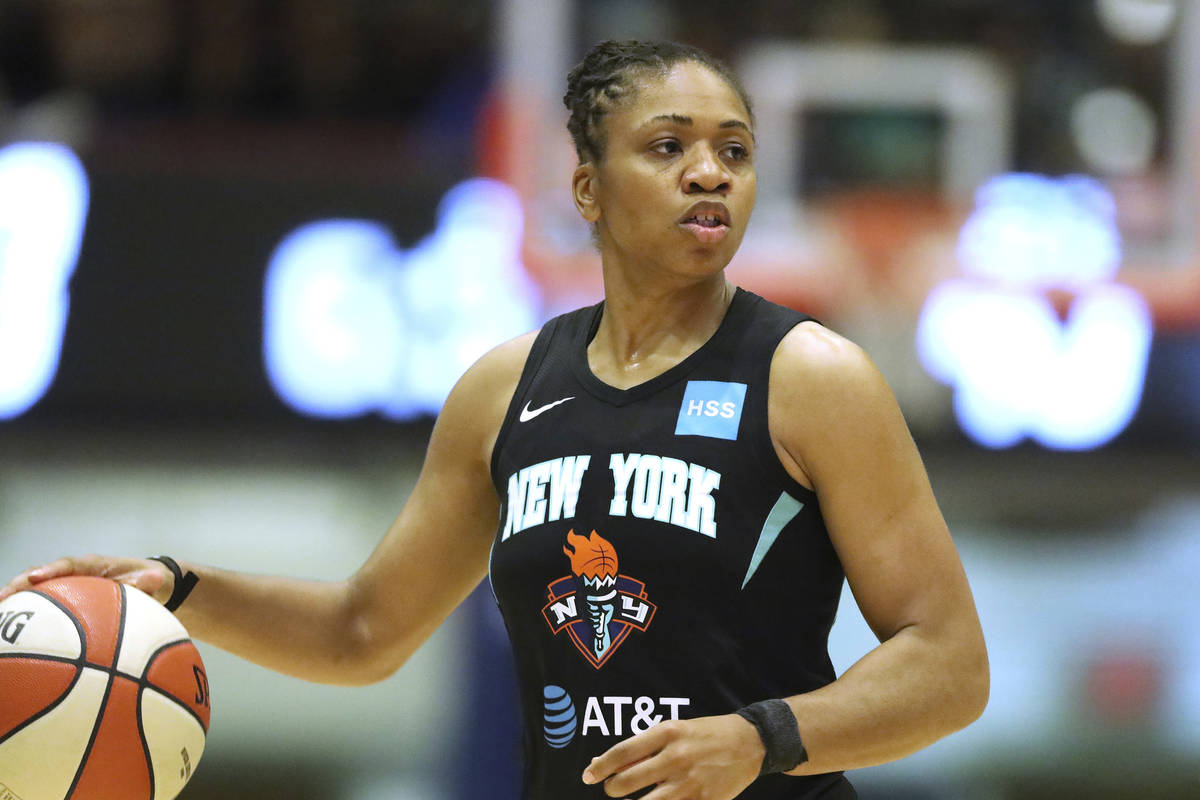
left=1, top=333, right=536, bottom=687
left=770, top=322, right=989, bottom=773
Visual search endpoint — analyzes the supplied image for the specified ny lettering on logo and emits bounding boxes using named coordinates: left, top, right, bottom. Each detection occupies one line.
left=543, top=530, right=658, bottom=669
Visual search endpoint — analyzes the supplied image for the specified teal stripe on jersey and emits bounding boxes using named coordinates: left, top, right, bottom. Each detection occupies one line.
left=742, top=492, right=805, bottom=589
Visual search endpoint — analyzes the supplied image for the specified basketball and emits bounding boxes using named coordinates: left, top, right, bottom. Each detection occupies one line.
left=0, top=576, right=211, bottom=800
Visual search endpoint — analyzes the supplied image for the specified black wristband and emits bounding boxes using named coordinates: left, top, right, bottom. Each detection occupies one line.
left=735, top=698, right=809, bottom=775
left=147, top=556, right=199, bottom=612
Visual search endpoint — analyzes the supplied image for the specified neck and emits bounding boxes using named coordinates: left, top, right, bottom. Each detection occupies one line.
left=588, top=269, right=734, bottom=387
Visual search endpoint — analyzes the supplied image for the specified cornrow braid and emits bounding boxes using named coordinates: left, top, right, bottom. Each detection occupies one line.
left=563, top=40, right=754, bottom=165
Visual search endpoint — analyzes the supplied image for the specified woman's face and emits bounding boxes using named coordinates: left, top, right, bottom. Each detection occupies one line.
left=573, top=61, right=757, bottom=282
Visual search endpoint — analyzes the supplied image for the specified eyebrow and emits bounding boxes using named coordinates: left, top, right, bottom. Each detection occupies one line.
left=641, top=113, right=754, bottom=135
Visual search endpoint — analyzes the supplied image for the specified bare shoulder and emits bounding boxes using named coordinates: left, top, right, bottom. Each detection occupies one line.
left=453, top=330, right=539, bottom=401
left=772, top=319, right=880, bottom=384
left=770, top=321, right=893, bottom=415
left=768, top=321, right=906, bottom=487
left=435, top=330, right=540, bottom=466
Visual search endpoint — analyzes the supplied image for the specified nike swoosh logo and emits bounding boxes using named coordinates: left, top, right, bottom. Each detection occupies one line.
left=519, top=396, right=575, bottom=422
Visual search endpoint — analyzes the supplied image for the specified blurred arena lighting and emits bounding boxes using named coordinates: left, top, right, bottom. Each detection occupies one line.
left=1096, top=0, right=1179, bottom=45
left=917, top=173, right=1152, bottom=450
left=0, top=142, right=89, bottom=419
left=1070, top=87, right=1158, bottom=175
left=263, top=178, right=540, bottom=420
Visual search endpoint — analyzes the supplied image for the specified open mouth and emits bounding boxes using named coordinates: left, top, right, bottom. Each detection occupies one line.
left=679, top=204, right=731, bottom=243
left=683, top=214, right=726, bottom=228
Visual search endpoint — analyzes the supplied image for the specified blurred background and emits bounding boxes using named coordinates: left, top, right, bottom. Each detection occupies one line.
left=1, top=0, right=1199, bottom=798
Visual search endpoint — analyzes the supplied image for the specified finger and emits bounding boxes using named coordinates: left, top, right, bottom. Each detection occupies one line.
left=125, top=567, right=171, bottom=604
left=1, top=557, right=172, bottom=606
left=92, top=558, right=174, bottom=604
left=584, top=725, right=670, bottom=785
left=600, top=752, right=671, bottom=798
left=0, top=570, right=37, bottom=604
left=27, top=556, right=82, bottom=584
left=637, top=780, right=688, bottom=800
left=0, top=558, right=75, bottom=603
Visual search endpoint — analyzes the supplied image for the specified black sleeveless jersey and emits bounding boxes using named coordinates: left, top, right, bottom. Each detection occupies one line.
left=488, top=288, right=855, bottom=799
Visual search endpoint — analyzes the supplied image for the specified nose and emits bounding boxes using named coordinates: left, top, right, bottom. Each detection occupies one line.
left=682, top=144, right=730, bottom=195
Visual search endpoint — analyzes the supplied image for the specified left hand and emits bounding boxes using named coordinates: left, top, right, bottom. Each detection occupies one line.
left=582, top=713, right=763, bottom=799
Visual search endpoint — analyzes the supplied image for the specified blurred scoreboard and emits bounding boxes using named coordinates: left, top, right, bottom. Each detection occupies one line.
left=2, top=138, right=1198, bottom=449
left=2, top=140, right=538, bottom=429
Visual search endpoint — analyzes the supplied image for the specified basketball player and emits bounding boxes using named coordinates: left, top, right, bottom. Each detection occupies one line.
left=2, top=40, right=988, bottom=799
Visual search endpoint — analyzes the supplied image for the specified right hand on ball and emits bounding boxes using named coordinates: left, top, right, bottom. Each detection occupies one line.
left=0, top=555, right=173, bottom=606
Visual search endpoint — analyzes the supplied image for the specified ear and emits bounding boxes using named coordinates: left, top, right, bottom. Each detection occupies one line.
left=571, top=162, right=601, bottom=224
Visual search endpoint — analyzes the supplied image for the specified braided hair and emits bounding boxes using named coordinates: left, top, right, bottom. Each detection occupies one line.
left=563, top=40, right=754, bottom=165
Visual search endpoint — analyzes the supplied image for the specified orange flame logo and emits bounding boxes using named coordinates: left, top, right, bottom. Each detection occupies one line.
left=563, top=529, right=618, bottom=581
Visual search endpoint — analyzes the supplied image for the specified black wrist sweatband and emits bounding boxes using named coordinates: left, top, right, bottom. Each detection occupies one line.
left=735, top=698, right=809, bottom=775
left=147, top=556, right=199, bottom=612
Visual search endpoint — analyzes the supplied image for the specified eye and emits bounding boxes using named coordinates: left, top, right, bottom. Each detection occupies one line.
left=649, top=139, right=683, bottom=156
left=721, top=142, right=751, bottom=162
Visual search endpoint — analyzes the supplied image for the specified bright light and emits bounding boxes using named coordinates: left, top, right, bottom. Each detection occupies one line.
left=0, top=142, right=90, bottom=419
left=956, top=173, right=1121, bottom=288
left=264, top=178, right=541, bottom=420
left=1096, top=0, right=1178, bottom=45
left=918, top=173, right=1152, bottom=450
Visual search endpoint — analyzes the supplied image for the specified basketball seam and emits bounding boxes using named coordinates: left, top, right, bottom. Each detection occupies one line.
left=0, top=655, right=87, bottom=748
left=141, top=640, right=210, bottom=733
left=123, top=584, right=159, bottom=800
left=0, top=642, right=207, bottom=730
left=64, top=582, right=127, bottom=800
left=27, top=587, right=89, bottom=660
left=1, top=584, right=207, bottom=799
left=0, top=590, right=90, bottom=750
left=113, top=585, right=130, bottom=671
left=137, top=681, right=210, bottom=799
left=135, top=680, right=157, bottom=800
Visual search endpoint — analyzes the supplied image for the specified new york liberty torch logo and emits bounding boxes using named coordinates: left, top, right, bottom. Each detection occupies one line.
left=542, top=530, right=656, bottom=669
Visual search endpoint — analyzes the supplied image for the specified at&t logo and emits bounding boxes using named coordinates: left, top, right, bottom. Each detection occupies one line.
left=542, top=685, right=576, bottom=749
left=541, top=685, right=689, bottom=749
